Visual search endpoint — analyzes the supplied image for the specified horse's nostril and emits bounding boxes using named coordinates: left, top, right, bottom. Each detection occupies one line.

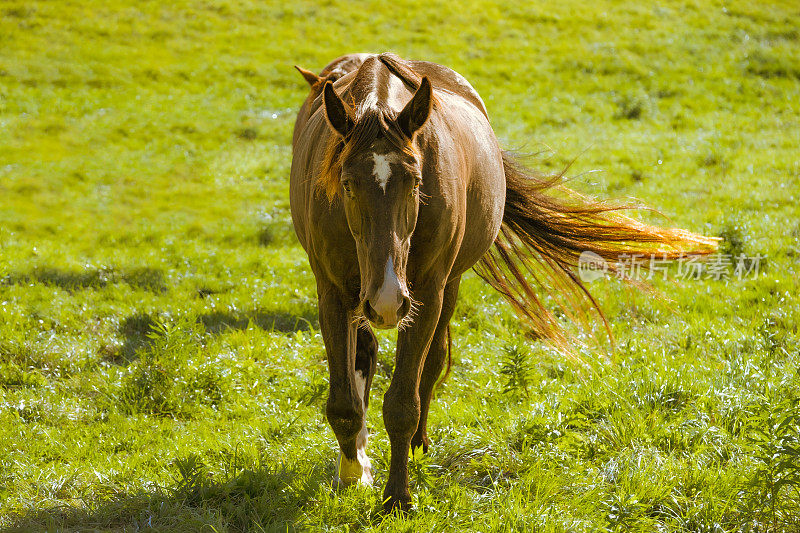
left=363, top=300, right=375, bottom=321
left=363, top=300, right=380, bottom=324
left=398, top=296, right=411, bottom=320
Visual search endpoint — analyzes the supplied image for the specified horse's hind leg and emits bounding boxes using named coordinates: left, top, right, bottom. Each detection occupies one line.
left=411, top=276, right=461, bottom=454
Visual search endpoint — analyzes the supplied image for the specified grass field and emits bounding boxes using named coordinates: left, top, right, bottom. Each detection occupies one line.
left=2, top=0, right=800, bottom=531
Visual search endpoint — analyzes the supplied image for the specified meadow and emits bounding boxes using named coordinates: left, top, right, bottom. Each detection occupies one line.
left=1, top=0, right=799, bottom=531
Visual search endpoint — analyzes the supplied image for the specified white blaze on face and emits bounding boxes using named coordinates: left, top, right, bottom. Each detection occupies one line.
left=371, top=152, right=396, bottom=193
left=336, top=369, right=373, bottom=487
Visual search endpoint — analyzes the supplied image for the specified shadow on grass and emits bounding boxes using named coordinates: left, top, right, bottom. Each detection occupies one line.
left=116, top=312, right=161, bottom=361
left=2, top=459, right=316, bottom=532
left=111, top=308, right=318, bottom=362
left=2, top=266, right=167, bottom=293
left=198, top=309, right=318, bottom=335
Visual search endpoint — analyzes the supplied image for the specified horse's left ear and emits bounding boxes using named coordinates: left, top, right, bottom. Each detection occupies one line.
left=294, top=65, right=320, bottom=87
left=397, top=77, right=432, bottom=138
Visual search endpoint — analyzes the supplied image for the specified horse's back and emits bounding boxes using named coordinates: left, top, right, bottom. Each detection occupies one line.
left=294, top=54, right=488, bottom=150
left=320, top=53, right=372, bottom=80
left=405, top=59, right=489, bottom=120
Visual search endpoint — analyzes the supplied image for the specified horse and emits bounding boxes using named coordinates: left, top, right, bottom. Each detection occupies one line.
left=290, top=53, right=715, bottom=511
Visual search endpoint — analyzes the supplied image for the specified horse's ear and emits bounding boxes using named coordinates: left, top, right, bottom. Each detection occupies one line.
left=323, top=81, right=354, bottom=138
left=294, top=65, right=319, bottom=87
left=397, top=76, right=432, bottom=139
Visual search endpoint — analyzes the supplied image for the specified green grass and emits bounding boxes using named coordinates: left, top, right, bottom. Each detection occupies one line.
left=1, top=0, right=799, bottom=531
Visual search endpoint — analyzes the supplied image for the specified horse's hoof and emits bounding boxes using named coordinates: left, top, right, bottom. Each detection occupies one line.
left=336, top=451, right=373, bottom=487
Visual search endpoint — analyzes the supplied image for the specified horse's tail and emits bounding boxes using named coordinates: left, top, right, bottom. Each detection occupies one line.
left=439, top=324, right=453, bottom=387
left=473, top=151, right=718, bottom=350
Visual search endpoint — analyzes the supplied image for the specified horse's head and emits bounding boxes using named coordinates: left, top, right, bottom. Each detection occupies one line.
left=322, top=77, right=433, bottom=329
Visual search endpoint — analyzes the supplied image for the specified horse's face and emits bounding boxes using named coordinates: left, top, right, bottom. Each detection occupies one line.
left=323, top=78, right=433, bottom=329
left=340, top=139, right=421, bottom=328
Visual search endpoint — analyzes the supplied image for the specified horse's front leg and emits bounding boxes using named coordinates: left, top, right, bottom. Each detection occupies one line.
left=382, top=281, right=445, bottom=511
left=411, top=275, right=461, bottom=454
left=317, top=281, right=373, bottom=486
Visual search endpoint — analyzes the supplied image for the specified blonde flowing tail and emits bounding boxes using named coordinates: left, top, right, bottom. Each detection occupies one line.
left=474, top=151, right=718, bottom=350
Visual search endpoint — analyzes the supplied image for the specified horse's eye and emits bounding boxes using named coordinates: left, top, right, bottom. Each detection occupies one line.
left=342, top=180, right=353, bottom=195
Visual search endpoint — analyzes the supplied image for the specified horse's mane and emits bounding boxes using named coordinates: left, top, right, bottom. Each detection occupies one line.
left=316, top=55, right=430, bottom=202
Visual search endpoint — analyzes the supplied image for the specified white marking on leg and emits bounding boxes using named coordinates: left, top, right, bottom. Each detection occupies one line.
left=372, top=153, right=398, bottom=192
left=354, top=370, right=367, bottom=406
left=354, top=369, right=372, bottom=484
left=336, top=369, right=373, bottom=486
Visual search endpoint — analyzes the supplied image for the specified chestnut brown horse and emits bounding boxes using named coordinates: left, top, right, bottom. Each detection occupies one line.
left=290, top=53, right=714, bottom=511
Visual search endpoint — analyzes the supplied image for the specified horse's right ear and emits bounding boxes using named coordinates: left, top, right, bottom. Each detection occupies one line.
left=294, top=65, right=320, bottom=87
left=396, top=76, right=432, bottom=139
left=323, top=81, right=354, bottom=138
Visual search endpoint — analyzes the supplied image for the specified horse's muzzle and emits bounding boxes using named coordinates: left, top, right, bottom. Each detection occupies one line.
left=363, top=294, right=411, bottom=329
